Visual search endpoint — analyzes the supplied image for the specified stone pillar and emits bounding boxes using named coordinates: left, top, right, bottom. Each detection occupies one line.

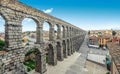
left=56, top=25, right=64, bottom=61
left=57, top=26, right=61, bottom=39
left=49, top=26, right=55, bottom=41
left=57, top=42, right=64, bottom=61
left=35, top=49, right=47, bottom=74
left=70, top=28, right=72, bottom=37
left=71, top=40, right=73, bottom=54
left=69, top=40, right=72, bottom=56
left=67, top=40, right=71, bottom=56
left=73, top=39, right=75, bottom=53
left=63, top=27, right=66, bottom=38
left=5, top=22, right=22, bottom=50
left=36, top=25, right=43, bottom=43
left=63, top=40, right=68, bottom=58
left=67, top=27, right=69, bottom=37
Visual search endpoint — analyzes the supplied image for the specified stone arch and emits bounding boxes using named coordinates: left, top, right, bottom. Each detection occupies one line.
left=21, top=18, right=38, bottom=46
left=62, top=40, right=67, bottom=58
left=48, top=43, right=57, bottom=65
left=23, top=47, right=46, bottom=73
left=43, top=20, right=53, bottom=28
left=20, top=16, right=40, bottom=25
left=0, top=12, right=8, bottom=22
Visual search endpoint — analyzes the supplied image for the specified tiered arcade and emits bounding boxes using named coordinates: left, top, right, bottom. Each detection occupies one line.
left=0, top=0, right=86, bottom=74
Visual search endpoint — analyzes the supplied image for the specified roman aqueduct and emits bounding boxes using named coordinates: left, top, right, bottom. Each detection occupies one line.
left=0, top=0, right=86, bottom=74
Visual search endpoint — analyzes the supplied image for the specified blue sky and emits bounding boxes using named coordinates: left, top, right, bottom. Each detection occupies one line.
left=1, top=0, right=120, bottom=31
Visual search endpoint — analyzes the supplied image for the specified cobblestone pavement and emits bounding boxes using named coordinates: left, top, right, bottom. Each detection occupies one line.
left=65, top=36, right=90, bottom=74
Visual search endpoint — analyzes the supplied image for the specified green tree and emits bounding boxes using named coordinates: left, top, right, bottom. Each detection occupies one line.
left=98, top=32, right=102, bottom=35
left=0, top=40, right=5, bottom=50
left=112, top=30, right=116, bottom=36
left=88, top=30, right=90, bottom=35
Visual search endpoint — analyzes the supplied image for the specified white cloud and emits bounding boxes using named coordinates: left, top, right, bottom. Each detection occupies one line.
left=43, top=8, right=53, bottom=14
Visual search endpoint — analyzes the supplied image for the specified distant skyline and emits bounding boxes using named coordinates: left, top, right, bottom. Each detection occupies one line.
left=0, top=0, right=120, bottom=31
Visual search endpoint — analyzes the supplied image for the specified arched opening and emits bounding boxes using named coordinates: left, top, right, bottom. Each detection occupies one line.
left=23, top=48, right=44, bottom=73
left=43, top=22, right=51, bottom=42
left=23, top=48, right=36, bottom=72
left=0, top=15, right=5, bottom=51
left=48, top=44, right=57, bottom=65
left=56, top=41, right=63, bottom=61
left=22, top=18, right=37, bottom=46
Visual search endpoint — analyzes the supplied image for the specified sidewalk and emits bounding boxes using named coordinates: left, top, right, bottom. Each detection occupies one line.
left=29, top=52, right=81, bottom=74
left=65, top=35, right=90, bottom=74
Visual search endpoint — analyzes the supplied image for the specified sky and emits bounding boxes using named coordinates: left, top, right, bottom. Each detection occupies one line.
left=1, top=0, right=120, bottom=31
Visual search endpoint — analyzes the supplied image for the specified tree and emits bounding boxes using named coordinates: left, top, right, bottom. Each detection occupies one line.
left=0, top=40, right=5, bottom=50
left=88, top=30, right=90, bottom=35
left=112, top=30, right=116, bottom=36
left=98, top=32, right=102, bottom=35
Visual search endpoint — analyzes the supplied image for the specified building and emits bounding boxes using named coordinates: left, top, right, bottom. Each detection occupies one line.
left=98, top=35, right=111, bottom=48
left=0, top=32, right=5, bottom=41
left=108, top=42, right=120, bottom=74
left=88, top=30, right=112, bottom=48
left=89, top=35, right=98, bottom=45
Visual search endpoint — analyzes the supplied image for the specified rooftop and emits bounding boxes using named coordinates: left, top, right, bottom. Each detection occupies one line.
left=108, top=42, right=120, bottom=73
